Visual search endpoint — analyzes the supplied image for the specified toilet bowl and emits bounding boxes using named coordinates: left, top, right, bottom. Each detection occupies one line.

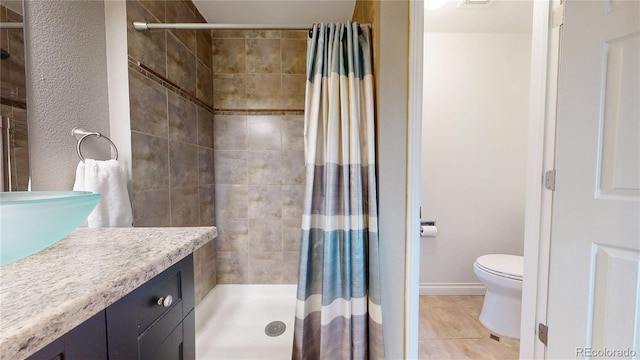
left=473, top=254, right=523, bottom=339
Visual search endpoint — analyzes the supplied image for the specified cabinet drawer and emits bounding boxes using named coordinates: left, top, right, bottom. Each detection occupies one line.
left=135, top=267, right=182, bottom=334
left=107, top=255, right=194, bottom=360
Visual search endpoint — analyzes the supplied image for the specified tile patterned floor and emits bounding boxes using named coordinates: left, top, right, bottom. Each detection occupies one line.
left=419, top=295, right=520, bottom=359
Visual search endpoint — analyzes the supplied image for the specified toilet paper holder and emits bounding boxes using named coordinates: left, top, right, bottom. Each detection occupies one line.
left=420, top=220, right=437, bottom=238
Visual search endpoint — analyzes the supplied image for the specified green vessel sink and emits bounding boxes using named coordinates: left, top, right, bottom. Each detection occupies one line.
left=0, top=191, right=101, bottom=266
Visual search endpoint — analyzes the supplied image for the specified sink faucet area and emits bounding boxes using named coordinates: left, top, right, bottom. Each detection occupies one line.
left=0, top=191, right=100, bottom=265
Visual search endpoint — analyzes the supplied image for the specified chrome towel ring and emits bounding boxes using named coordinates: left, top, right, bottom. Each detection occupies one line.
left=71, top=127, right=119, bottom=163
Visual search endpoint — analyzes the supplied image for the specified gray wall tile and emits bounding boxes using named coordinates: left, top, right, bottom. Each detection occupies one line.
left=246, top=39, right=281, bottom=74
left=281, top=74, right=305, bottom=110
left=168, top=92, right=197, bottom=144
left=127, top=1, right=166, bottom=76
left=197, top=107, right=214, bottom=148
left=212, top=38, right=246, bottom=74
left=215, top=219, right=249, bottom=252
left=197, top=60, right=213, bottom=107
left=132, top=189, right=170, bottom=227
left=281, top=151, right=305, bottom=185
left=127, top=0, right=216, bottom=306
left=246, top=74, right=281, bottom=110
left=214, top=151, right=247, bottom=184
left=248, top=219, right=283, bottom=252
left=214, top=115, right=247, bottom=150
left=248, top=151, right=282, bottom=185
left=131, top=131, right=169, bottom=191
left=196, top=29, right=213, bottom=70
left=213, top=74, right=247, bottom=109
left=282, top=218, right=301, bottom=253
left=247, top=116, right=281, bottom=150
left=248, top=185, right=282, bottom=219
left=199, top=185, right=216, bottom=225
left=282, top=185, right=304, bottom=219
left=249, top=252, right=283, bottom=284
left=169, top=141, right=198, bottom=188
left=281, top=39, right=306, bottom=74
left=167, top=32, right=196, bottom=95
left=170, top=187, right=200, bottom=226
left=217, top=251, right=248, bottom=283
left=166, top=1, right=197, bottom=52
left=215, top=184, right=248, bottom=218
left=129, top=70, right=168, bottom=138
left=194, top=240, right=216, bottom=304
left=211, top=30, right=307, bottom=285
left=282, top=251, right=299, bottom=284
left=281, top=116, right=304, bottom=150
left=198, top=147, right=215, bottom=186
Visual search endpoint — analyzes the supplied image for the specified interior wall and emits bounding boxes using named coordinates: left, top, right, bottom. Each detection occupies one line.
left=420, top=32, right=531, bottom=291
left=125, top=0, right=216, bottom=305
left=210, top=29, right=307, bottom=285
left=25, top=0, right=110, bottom=191
left=354, top=1, right=409, bottom=358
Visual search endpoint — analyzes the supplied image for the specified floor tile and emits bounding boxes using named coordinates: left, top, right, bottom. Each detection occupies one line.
left=419, top=306, right=448, bottom=339
left=419, top=339, right=465, bottom=360
left=420, top=295, right=459, bottom=308
left=418, top=295, right=520, bottom=359
left=452, top=338, right=519, bottom=360
left=430, top=307, right=488, bottom=339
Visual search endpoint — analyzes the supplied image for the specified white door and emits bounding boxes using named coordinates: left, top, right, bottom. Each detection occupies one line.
left=546, top=0, right=640, bottom=359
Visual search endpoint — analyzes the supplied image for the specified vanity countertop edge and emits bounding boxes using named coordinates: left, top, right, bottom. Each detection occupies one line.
left=0, top=226, right=217, bottom=360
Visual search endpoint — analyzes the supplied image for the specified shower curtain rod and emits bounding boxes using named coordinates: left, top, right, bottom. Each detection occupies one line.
left=133, top=21, right=370, bottom=31
left=0, top=22, right=23, bottom=29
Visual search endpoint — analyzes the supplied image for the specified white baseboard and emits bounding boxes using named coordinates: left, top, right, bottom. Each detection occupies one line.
left=419, top=282, right=486, bottom=296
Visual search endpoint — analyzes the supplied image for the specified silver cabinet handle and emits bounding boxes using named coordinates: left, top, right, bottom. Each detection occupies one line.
left=157, top=295, right=173, bottom=308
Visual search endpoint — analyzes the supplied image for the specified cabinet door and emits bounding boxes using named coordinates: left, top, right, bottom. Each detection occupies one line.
left=107, top=255, right=195, bottom=360
left=26, top=311, right=107, bottom=360
left=140, top=311, right=195, bottom=360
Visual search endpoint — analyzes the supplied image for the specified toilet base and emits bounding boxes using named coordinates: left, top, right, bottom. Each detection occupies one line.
left=478, top=289, right=522, bottom=339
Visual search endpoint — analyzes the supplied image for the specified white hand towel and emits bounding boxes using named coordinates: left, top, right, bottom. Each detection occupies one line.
left=73, top=159, right=133, bottom=227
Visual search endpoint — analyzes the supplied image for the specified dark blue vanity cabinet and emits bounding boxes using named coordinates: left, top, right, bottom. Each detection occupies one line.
left=107, top=254, right=195, bottom=360
left=27, top=255, right=195, bottom=360
left=25, top=311, right=108, bottom=360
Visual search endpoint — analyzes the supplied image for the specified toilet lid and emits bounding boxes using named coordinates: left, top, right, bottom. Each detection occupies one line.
left=476, top=254, right=523, bottom=280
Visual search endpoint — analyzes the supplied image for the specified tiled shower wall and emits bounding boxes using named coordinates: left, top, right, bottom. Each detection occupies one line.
left=0, top=5, right=29, bottom=191
left=125, top=0, right=216, bottom=304
left=211, top=30, right=307, bottom=284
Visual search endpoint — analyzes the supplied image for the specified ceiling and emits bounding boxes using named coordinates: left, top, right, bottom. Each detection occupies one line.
left=426, top=0, right=533, bottom=33
left=192, top=0, right=530, bottom=33
left=5, top=0, right=531, bottom=33
left=192, top=0, right=356, bottom=26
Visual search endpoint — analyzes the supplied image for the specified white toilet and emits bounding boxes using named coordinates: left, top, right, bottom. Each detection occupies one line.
left=473, top=254, right=524, bottom=339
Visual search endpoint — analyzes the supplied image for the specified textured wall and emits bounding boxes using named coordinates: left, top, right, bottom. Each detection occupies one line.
left=211, top=29, right=306, bottom=284
left=125, top=0, right=216, bottom=305
left=25, top=0, right=110, bottom=191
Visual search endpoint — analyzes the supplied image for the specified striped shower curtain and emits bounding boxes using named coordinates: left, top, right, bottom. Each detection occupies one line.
left=293, top=23, right=384, bottom=360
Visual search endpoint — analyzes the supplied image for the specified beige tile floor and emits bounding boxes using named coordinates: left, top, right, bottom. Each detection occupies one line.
left=419, top=295, right=520, bottom=359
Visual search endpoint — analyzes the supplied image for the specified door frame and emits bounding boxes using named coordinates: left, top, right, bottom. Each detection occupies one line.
left=520, top=0, right=562, bottom=358
left=405, top=1, right=424, bottom=358
left=405, top=1, right=562, bottom=358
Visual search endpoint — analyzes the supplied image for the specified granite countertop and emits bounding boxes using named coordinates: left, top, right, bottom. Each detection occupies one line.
left=0, top=226, right=217, bottom=360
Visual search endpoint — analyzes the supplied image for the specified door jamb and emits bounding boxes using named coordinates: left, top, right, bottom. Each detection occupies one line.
left=405, top=1, right=561, bottom=358
left=520, top=0, right=561, bottom=358
left=405, top=1, right=424, bottom=358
